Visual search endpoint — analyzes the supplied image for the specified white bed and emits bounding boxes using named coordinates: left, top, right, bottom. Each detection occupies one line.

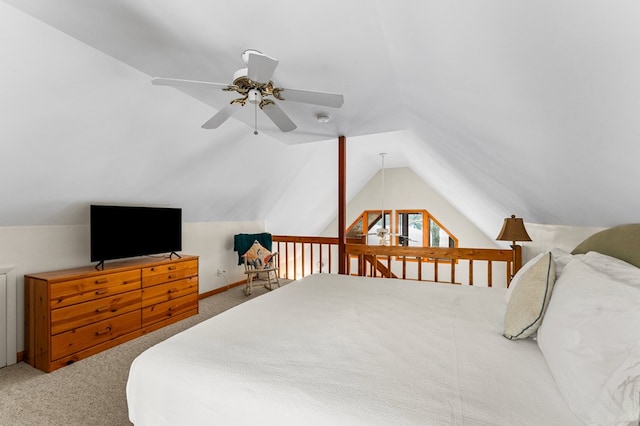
left=128, top=225, right=640, bottom=425
left=127, top=273, right=581, bottom=425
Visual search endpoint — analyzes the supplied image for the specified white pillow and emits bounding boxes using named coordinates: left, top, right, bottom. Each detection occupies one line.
left=505, top=252, right=545, bottom=303
left=580, top=251, right=640, bottom=288
left=503, top=252, right=555, bottom=340
left=550, top=247, right=577, bottom=278
left=537, top=258, right=640, bottom=424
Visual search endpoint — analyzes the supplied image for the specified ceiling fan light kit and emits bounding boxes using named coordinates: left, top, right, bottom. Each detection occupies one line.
left=152, top=50, right=344, bottom=134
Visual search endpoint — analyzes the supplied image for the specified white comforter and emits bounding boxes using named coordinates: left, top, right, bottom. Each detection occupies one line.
left=127, top=274, right=581, bottom=425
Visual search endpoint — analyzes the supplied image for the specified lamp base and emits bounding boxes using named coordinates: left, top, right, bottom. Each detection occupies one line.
left=508, top=244, right=523, bottom=287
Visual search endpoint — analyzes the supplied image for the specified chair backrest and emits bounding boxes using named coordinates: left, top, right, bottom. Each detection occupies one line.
left=233, top=233, right=273, bottom=265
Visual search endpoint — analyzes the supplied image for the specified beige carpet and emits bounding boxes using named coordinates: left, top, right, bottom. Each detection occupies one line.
left=0, top=281, right=289, bottom=426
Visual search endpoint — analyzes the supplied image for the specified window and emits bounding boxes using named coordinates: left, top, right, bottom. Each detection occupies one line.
left=396, top=209, right=458, bottom=248
left=396, top=211, right=424, bottom=247
left=428, top=217, right=456, bottom=248
left=346, top=209, right=458, bottom=250
left=346, top=210, right=392, bottom=245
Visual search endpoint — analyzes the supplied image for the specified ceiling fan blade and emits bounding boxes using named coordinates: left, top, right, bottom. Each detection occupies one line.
left=275, top=88, right=344, bottom=108
left=261, top=102, right=297, bottom=132
left=201, top=104, right=240, bottom=129
left=246, top=53, right=279, bottom=84
left=152, top=77, right=230, bottom=90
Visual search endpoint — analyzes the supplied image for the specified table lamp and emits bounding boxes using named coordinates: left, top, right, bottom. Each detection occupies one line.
left=496, top=214, right=532, bottom=281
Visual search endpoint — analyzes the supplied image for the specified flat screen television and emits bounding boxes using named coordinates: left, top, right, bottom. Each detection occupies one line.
left=90, top=205, right=182, bottom=263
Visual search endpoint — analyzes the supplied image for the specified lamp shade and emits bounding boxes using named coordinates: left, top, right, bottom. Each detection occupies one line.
left=496, top=214, right=532, bottom=243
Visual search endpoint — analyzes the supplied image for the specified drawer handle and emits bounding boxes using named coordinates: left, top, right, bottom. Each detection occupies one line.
left=167, top=288, right=179, bottom=294
left=95, top=326, right=112, bottom=336
left=167, top=274, right=175, bottom=279
left=95, top=306, right=110, bottom=314
left=95, top=288, right=109, bottom=295
left=168, top=266, right=177, bottom=270
left=94, top=278, right=108, bottom=284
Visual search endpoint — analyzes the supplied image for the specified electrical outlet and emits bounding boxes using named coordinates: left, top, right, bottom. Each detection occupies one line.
left=216, top=268, right=225, bottom=276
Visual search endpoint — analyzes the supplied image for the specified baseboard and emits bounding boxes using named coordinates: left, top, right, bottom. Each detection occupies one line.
left=199, top=279, right=245, bottom=299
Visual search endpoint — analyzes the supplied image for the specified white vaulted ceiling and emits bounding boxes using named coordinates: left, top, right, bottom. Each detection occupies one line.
left=1, top=0, right=640, bottom=238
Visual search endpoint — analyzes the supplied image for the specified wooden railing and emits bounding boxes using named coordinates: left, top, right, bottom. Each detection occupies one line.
left=272, top=235, right=347, bottom=279
left=345, top=244, right=516, bottom=287
left=272, top=235, right=519, bottom=288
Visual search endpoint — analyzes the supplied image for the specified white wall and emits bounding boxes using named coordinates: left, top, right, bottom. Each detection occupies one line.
left=0, top=220, right=263, bottom=353
left=522, top=223, right=605, bottom=262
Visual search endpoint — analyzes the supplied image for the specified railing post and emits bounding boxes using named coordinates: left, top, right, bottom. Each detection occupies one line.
left=338, top=135, right=347, bottom=274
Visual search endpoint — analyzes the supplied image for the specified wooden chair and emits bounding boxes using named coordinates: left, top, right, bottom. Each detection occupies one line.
left=241, top=241, right=280, bottom=296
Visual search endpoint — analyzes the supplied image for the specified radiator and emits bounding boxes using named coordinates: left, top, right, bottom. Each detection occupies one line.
left=0, top=266, right=17, bottom=368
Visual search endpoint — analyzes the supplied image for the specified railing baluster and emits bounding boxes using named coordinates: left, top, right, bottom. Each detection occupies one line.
left=302, top=242, right=306, bottom=277
left=285, top=242, right=289, bottom=280
left=293, top=243, right=297, bottom=280
left=487, top=260, right=492, bottom=287
left=434, top=259, right=439, bottom=282
left=402, top=256, right=407, bottom=279
left=468, top=260, right=473, bottom=286
left=373, top=255, right=377, bottom=277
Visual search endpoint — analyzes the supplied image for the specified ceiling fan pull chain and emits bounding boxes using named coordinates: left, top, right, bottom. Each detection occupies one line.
left=254, top=101, right=258, bottom=135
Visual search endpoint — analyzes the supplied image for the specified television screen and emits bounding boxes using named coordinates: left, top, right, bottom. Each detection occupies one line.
left=90, top=205, right=182, bottom=262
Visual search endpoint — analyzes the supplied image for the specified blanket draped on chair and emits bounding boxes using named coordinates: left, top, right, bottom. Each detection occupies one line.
left=233, top=233, right=273, bottom=265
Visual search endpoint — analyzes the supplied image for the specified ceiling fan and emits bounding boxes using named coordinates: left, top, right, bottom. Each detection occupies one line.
left=152, top=49, right=344, bottom=134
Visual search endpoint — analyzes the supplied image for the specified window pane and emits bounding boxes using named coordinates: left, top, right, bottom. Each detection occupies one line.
left=407, top=213, right=423, bottom=246
left=346, top=216, right=364, bottom=238
left=429, top=218, right=450, bottom=247
left=397, top=212, right=423, bottom=246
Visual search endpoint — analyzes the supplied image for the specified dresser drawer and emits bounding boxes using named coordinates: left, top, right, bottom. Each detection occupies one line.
left=51, top=290, right=142, bottom=335
left=141, top=259, right=198, bottom=287
left=50, top=270, right=141, bottom=309
left=141, top=293, right=198, bottom=327
left=51, top=310, right=141, bottom=361
left=141, top=276, right=198, bottom=308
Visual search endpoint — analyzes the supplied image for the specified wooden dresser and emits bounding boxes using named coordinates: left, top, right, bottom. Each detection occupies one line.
left=24, top=255, right=198, bottom=372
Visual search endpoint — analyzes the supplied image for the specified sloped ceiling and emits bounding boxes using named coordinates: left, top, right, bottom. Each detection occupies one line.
left=2, top=1, right=640, bottom=239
